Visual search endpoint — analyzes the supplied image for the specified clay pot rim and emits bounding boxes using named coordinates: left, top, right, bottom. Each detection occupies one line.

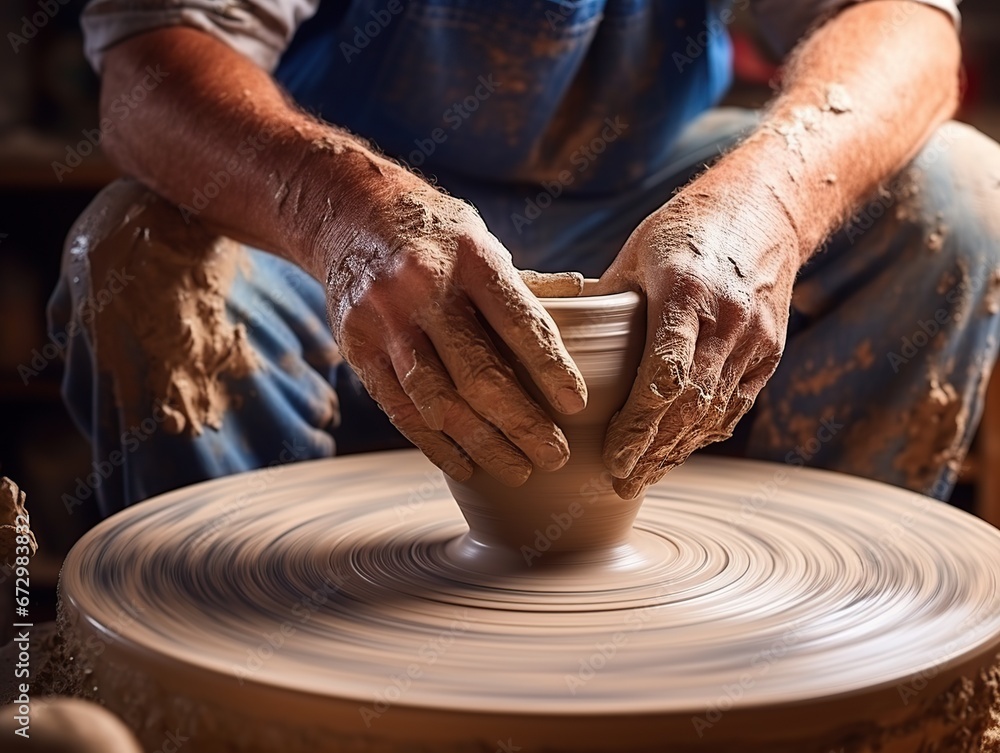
left=536, top=278, right=642, bottom=310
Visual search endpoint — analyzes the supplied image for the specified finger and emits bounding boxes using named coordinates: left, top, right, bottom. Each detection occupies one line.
left=589, top=269, right=634, bottom=296
left=603, top=295, right=701, bottom=478
left=654, top=331, right=729, bottom=444
left=462, top=251, right=588, bottom=415
left=613, top=346, right=769, bottom=499
left=701, top=350, right=780, bottom=444
left=518, top=269, right=584, bottom=298
left=614, top=457, right=678, bottom=500
left=418, top=302, right=572, bottom=472
left=739, top=352, right=782, bottom=398
left=610, top=379, right=715, bottom=501
left=612, top=395, right=726, bottom=500
left=665, top=349, right=752, bottom=462
left=609, top=327, right=732, bottom=497
left=388, top=331, right=533, bottom=486
left=350, top=345, right=474, bottom=482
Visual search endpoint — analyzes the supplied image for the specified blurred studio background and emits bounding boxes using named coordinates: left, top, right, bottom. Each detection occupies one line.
left=2, top=1, right=1000, bottom=614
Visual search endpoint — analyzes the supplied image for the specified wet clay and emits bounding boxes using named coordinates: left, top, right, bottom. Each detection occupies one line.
left=65, top=179, right=257, bottom=435
left=894, top=371, right=967, bottom=488
left=57, top=283, right=1000, bottom=750
left=447, top=285, right=645, bottom=558
left=59, top=447, right=1000, bottom=752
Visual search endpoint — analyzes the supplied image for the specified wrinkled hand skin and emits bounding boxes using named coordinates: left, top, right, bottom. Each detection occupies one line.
left=595, top=189, right=800, bottom=499
left=324, top=170, right=588, bottom=486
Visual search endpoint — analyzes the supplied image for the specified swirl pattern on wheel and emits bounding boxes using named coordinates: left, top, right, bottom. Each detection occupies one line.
left=61, top=452, right=1000, bottom=725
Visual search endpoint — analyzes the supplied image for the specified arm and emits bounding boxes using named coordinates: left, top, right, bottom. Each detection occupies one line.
left=597, top=1, right=960, bottom=497
left=99, top=28, right=588, bottom=484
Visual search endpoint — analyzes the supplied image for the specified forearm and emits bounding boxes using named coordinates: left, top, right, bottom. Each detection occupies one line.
left=696, top=1, right=961, bottom=264
left=100, top=27, right=398, bottom=279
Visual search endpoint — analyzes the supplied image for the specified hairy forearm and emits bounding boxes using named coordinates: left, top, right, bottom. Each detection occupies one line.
left=697, top=1, right=961, bottom=263
left=100, top=27, right=396, bottom=279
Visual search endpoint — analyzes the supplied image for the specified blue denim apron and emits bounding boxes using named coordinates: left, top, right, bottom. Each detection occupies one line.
left=277, top=0, right=732, bottom=190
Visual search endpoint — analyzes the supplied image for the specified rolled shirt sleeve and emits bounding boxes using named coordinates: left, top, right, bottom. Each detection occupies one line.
left=751, top=0, right=961, bottom=58
left=81, top=0, right=320, bottom=73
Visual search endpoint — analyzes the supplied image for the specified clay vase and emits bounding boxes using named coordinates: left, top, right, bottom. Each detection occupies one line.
left=445, top=284, right=646, bottom=568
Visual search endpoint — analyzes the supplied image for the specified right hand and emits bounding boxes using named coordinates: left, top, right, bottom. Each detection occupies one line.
left=324, top=172, right=588, bottom=486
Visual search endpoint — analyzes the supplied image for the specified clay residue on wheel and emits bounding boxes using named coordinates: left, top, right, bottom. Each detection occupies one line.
left=71, top=182, right=257, bottom=435
left=822, top=660, right=1000, bottom=753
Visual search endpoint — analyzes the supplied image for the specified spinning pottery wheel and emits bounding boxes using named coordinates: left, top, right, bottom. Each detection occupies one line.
left=59, top=290, right=1000, bottom=752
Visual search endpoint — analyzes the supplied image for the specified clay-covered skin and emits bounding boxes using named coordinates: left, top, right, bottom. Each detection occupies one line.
left=446, top=284, right=647, bottom=557
left=98, top=29, right=587, bottom=488
left=95, top=3, right=959, bottom=502
left=325, top=178, right=588, bottom=486
left=594, top=3, right=960, bottom=498
left=60, top=452, right=1000, bottom=752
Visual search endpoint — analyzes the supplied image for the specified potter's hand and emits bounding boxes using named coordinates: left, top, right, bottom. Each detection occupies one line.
left=593, top=191, right=799, bottom=499
left=326, top=174, right=587, bottom=486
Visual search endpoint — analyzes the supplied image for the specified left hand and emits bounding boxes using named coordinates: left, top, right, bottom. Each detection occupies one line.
left=593, top=188, right=801, bottom=499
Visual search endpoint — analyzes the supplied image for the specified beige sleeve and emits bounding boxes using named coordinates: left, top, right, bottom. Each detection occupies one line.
left=81, top=0, right=321, bottom=73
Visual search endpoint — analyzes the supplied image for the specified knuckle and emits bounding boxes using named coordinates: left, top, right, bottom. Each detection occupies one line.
left=457, top=354, right=509, bottom=392
left=499, top=412, right=544, bottom=442
left=647, top=358, right=686, bottom=400
left=381, top=401, right=415, bottom=428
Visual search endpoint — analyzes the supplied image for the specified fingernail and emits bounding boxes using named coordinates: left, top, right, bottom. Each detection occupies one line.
left=441, top=456, right=473, bottom=482
left=499, top=463, right=531, bottom=487
left=536, top=440, right=570, bottom=470
left=555, top=387, right=586, bottom=414
left=614, top=475, right=642, bottom=500
left=423, top=396, right=449, bottom=431
left=609, top=445, right=641, bottom=478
